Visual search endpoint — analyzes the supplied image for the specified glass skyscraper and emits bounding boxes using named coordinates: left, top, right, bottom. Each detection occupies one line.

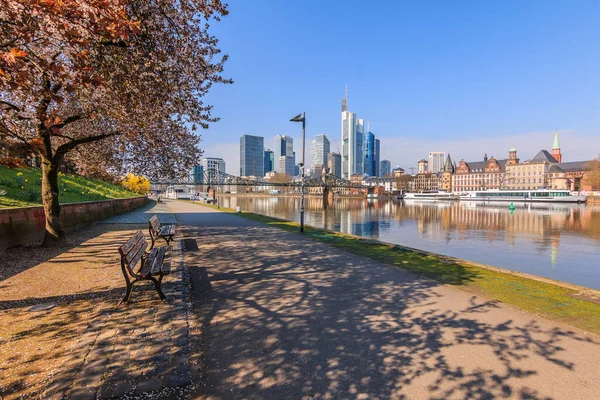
left=364, top=132, right=375, bottom=176
left=264, top=149, right=274, bottom=174
left=240, top=134, right=264, bottom=177
left=363, top=133, right=381, bottom=177
left=310, top=134, right=330, bottom=170
left=341, top=92, right=364, bottom=179
left=273, top=135, right=294, bottom=173
left=380, top=160, right=392, bottom=177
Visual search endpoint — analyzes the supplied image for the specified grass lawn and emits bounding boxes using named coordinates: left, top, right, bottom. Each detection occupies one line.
left=190, top=200, right=600, bottom=334
left=0, top=165, right=139, bottom=208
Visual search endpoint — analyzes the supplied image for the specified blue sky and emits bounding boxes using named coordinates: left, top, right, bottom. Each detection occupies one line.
left=201, top=0, right=600, bottom=174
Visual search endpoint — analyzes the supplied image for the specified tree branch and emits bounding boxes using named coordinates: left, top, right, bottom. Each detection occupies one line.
left=0, top=100, right=21, bottom=112
left=54, top=131, right=118, bottom=163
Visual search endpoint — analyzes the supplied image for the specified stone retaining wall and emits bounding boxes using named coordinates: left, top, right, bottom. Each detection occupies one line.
left=0, top=197, right=147, bottom=250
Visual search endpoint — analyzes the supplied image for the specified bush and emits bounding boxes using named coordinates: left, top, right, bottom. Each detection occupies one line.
left=121, top=173, right=150, bottom=194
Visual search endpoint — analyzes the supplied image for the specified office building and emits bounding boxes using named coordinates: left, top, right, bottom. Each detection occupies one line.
left=374, top=138, right=380, bottom=177
left=240, top=134, right=264, bottom=177
left=364, top=131, right=375, bottom=176
left=310, top=134, right=330, bottom=170
left=189, top=165, right=203, bottom=184
left=363, top=131, right=381, bottom=177
left=264, top=149, right=274, bottom=174
left=380, top=160, right=391, bottom=177
left=279, top=155, right=296, bottom=176
left=203, top=157, right=226, bottom=183
left=273, top=135, right=295, bottom=173
left=202, top=157, right=226, bottom=173
left=341, top=91, right=364, bottom=179
left=428, top=151, right=446, bottom=173
left=328, top=152, right=342, bottom=178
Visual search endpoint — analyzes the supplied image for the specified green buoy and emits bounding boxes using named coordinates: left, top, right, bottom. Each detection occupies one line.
left=509, top=202, right=515, bottom=214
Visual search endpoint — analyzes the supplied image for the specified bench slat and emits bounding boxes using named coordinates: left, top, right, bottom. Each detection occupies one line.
left=149, top=216, right=160, bottom=233
left=141, top=248, right=158, bottom=277
left=150, top=246, right=166, bottom=276
left=130, top=248, right=147, bottom=275
left=119, top=231, right=144, bottom=256
left=160, top=259, right=171, bottom=276
left=125, top=236, right=147, bottom=264
left=161, top=225, right=175, bottom=236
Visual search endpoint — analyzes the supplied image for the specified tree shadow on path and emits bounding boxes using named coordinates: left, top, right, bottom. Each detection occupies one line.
left=183, top=223, right=600, bottom=400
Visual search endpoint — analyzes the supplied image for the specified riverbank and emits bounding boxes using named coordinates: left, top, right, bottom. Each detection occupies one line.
left=188, top=201, right=600, bottom=334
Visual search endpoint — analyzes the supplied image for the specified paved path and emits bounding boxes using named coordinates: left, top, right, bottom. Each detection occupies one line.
left=103, top=198, right=177, bottom=224
left=169, top=200, right=600, bottom=400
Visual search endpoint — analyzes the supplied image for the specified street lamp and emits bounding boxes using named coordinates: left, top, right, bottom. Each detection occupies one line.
left=290, top=112, right=306, bottom=232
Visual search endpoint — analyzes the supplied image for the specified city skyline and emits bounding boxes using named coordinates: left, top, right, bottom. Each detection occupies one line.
left=196, top=0, right=600, bottom=175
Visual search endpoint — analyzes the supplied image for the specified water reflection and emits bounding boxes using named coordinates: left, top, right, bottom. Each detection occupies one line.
left=218, top=195, right=600, bottom=290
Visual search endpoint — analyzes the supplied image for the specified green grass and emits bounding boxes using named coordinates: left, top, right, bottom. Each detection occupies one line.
left=0, top=165, right=140, bottom=208
left=188, top=200, right=600, bottom=334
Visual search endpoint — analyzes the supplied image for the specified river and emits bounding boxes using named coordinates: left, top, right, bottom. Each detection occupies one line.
left=216, top=195, right=600, bottom=290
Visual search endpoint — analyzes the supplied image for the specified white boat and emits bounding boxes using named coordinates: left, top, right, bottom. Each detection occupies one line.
left=403, top=192, right=459, bottom=201
left=459, top=189, right=586, bottom=203
left=366, top=193, right=378, bottom=199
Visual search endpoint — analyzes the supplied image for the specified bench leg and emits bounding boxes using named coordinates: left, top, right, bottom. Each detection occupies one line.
left=120, top=280, right=135, bottom=304
left=151, top=276, right=167, bottom=301
left=149, top=230, right=156, bottom=250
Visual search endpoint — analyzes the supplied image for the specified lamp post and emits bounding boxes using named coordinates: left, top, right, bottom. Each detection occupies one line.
left=290, top=112, right=306, bottom=232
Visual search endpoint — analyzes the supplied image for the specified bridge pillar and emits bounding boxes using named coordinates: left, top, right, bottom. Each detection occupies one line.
left=323, top=187, right=334, bottom=206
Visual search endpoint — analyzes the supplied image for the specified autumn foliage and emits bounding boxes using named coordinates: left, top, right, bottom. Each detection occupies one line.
left=0, top=0, right=231, bottom=245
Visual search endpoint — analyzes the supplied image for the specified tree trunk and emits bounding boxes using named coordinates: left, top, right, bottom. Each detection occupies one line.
left=41, top=156, right=66, bottom=246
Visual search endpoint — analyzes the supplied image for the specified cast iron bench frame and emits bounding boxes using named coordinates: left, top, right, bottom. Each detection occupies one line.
left=118, top=231, right=171, bottom=304
left=148, top=215, right=176, bottom=249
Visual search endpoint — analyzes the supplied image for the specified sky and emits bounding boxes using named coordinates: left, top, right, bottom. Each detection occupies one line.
left=199, top=0, right=600, bottom=175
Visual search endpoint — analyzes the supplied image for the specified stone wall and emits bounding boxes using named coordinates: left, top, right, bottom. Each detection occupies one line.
left=0, top=197, right=147, bottom=251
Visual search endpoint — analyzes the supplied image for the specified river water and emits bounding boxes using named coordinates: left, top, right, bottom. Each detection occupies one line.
left=217, top=195, right=600, bottom=290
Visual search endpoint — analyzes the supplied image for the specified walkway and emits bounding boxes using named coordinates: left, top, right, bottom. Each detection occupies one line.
left=169, top=201, right=600, bottom=400
left=0, top=200, right=189, bottom=399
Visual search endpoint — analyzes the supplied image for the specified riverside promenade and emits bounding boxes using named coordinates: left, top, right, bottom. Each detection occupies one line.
left=171, top=200, right=600, bottom=400
left=1, top=199, right=600, bottom=399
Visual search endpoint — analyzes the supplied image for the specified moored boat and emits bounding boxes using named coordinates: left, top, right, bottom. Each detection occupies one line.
left=403, top=192, right=459, bottom=201
left=460, top=189, right=586, bottom=203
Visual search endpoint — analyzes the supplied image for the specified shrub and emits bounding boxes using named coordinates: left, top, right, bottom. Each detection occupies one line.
left=121, top=173, right=151, bottom=194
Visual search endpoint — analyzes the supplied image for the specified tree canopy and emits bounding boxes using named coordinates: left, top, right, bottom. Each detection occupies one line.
left=0, top=0, right=232, bottom=244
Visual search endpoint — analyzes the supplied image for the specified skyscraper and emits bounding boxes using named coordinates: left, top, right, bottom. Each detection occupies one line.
left=328, top=152, right=342, bottom=178
left=264, top=149, right=274, bottom=174
left=428, top=151, right=446, bottom=173
left=364, top=131, right=375, bottom=176
left=355, top=118, right=364, bottom=174
left=310, top=134, right=330, bottom=170
left=279, top=155, right=296, bottom=176
left=380, top=160, right=391, bottom=177
left=240, top=135, right=264, bottom=177
left=189, top=165, right=204, bottom=184
left=273, top=135, right=295, bottom=173
left=374, top=138, right=380, bottom=177
left=341, top=90, right=364, bottom=179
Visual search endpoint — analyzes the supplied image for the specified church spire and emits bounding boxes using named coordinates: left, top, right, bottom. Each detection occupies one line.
left=552, top=129, right=562, bottom=163
left=553, top=129, right=560, bottom=149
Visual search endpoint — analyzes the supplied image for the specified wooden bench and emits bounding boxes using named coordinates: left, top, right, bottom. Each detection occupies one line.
left=118, top=231, right=171, bottom=304
left=148, top=215, right=176, bottom=249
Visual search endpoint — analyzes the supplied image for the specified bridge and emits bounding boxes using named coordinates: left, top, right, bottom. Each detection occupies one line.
left=152, top=168, right=369, bottom=199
